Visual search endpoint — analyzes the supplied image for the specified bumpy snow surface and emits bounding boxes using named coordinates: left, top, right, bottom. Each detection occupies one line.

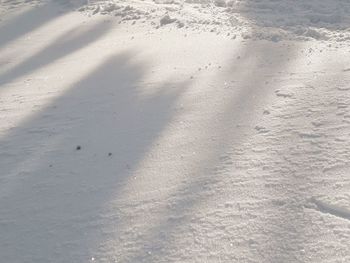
left=1, top=0, right=350, bottom=262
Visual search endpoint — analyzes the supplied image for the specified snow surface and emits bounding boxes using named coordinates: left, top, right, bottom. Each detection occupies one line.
left=1, top=0, right=350, bottom=262
left=78, top=0, right=350, bottom=41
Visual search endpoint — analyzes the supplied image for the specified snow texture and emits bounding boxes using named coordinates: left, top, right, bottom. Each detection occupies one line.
left=1, top=0, right=350, bottom=262
left=75, top=0, right=350, bottom=42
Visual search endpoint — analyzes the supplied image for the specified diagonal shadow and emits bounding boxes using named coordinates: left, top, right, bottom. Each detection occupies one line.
left=113, top=41, right=300, bottom=262
left=0, top=51, right=189, bottom=262
left=3, top=1, right=345, bottom=261
left=0, top=20, right=112, bottom=87
left=0, top=0, right=86, bottom=49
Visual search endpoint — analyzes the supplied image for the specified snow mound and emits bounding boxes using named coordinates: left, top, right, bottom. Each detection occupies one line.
left=78, top=0, right=350, bottom=42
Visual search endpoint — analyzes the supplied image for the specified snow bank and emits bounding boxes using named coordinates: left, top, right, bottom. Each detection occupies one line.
left=76, top=0, right=350, bottom=42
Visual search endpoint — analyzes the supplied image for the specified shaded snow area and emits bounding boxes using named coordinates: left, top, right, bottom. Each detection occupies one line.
left=1, top=0, right=350, bottom=262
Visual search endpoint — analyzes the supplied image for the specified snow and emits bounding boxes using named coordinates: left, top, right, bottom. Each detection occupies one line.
left=1, top=0, right=350, bottom=262
left=77, top=0, right=350, bottom=42
left=160, top=14, right=177, bottom=26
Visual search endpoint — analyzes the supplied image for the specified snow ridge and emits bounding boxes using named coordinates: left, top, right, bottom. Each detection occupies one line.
left=78, top=0, right=350, bottom=42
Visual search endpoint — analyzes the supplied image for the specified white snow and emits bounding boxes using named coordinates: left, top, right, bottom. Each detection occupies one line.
left=75, top=0, right=350, bottom=42
left=1, top=0, right=350, bottom=262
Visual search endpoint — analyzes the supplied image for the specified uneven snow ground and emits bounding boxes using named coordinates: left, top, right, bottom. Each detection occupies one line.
left=1, top=0, right=350, bottom=262
left=80, top=0, right=350, bottom=41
